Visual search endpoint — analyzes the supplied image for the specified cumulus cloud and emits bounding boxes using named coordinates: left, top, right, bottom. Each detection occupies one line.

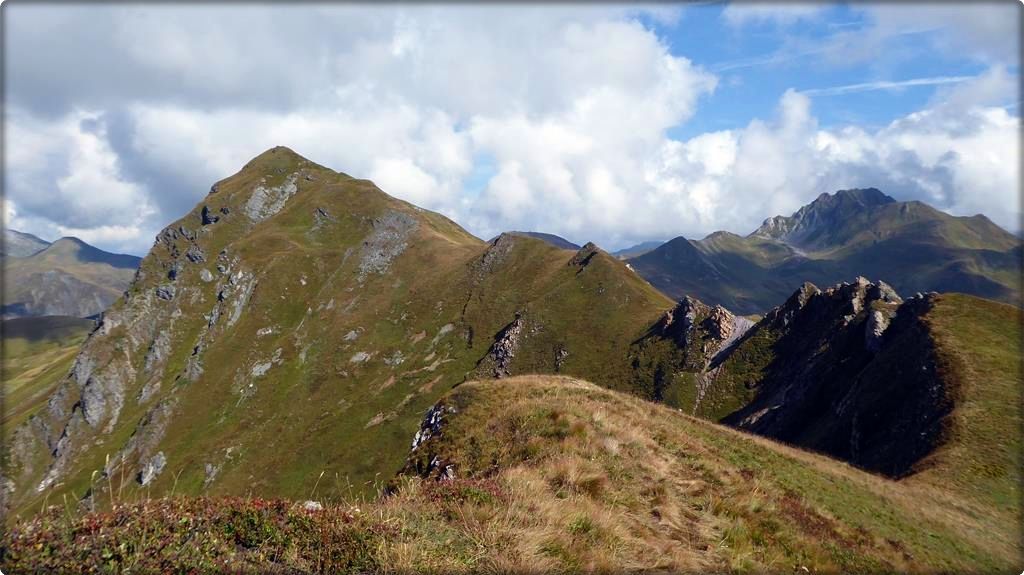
left=4, top=109, right=156, bottom=253
left=721, top=4, right=827, bottom=28
left=3, top=4, right=1020, bottom=255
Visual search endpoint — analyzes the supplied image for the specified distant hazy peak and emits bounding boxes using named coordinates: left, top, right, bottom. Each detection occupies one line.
left=30, top=236, right=141, bottom=269
left=751, top=188, right=896, bottom=241
left=491, top=231, right=581, bottom=251
left=3, top=229, right=51, bottom=258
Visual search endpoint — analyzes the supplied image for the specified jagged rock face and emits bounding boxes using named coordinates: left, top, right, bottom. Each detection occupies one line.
left=751, top=188, right=896, bottom=248
left=716, top=279, right=950, bottom=477
left=138, top=452, right=167, bottom=486
left=864, top=310, right=890, bottom=353
left=244, top=173, right=299, bottom=222
left=568, top=242, right=600, bottom=267
left=473, top=233, right=516, bottom=278
left=630, top=296, right=753, bottom=406
left=477, top=314, right=525, bottom=378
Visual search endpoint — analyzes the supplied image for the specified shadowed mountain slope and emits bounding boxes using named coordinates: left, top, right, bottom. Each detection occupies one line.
left=3, top=237, right=140, bottom=319
left=629, top=189, right=1022, bottom=314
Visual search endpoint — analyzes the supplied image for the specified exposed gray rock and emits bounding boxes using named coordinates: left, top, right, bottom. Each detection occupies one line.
left=411, top=403, right=457, bottom=451
left=865, top=310, right=891, bottom=353
left=203, top=462, right=221, bottom=488
left=358, top=211, right=418, bottom=280
left=251, top=361, right=272, bottom=377
left=555, top=346, right=569, bottom=371
left=201, top=205, right=220, bottom=225
left=79, top=353, right=133, bottom=431
left=868, top=281, right=903, bottom=304
left=184, top=343, right=205, bottom=382
left=137, top=452, right=166, bottom=486
left=431, top=323, right=454, bottom=347
left=143, top=330, right=171, bottom=374
left=245, top=174, right=299, bottom=222
left=474, top=233, right=516, bottom=278
left=568, top=242, right=600, bottom=267
left=155, top=285, right=176, bottom=301
left=384, top=351, right=406, bottom=366
left=199, top=268, right=214, bottom=283
left=108, top=398, right=178, bottom=481
left=186, top=245, right=206, bottom=263
left=350, top=351, right=372, bottom=363
left=766, top=282, right=820, bottom=328
left=486, top=313, right=524, bottom=378
left=312, top=207, right=336, bottom=230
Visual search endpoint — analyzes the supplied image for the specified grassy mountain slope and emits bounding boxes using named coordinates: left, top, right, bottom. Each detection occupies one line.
left=4, top=376, right=1016, bottom=573
left=904, top=294, right=1022, bottom=519
left=2, top=147, right=672, bottom=522
left=3, top=237, right=140, bottom=318
left=2, top=316, right=94, bottom=435
left=627, top=272, right=1021, bottom=537
left=629, top=189, right=1022, bottom=314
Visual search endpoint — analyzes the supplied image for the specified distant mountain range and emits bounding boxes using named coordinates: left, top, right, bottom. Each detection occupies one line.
left=612, top=240, right=664, bottom=259
left=488, top=231, right=581, bottom=250
left=2, top=229, right=51, bottom=258
left=2, top=234, right=141, bottom=319
left=627, top=188, right=1021, bottom=314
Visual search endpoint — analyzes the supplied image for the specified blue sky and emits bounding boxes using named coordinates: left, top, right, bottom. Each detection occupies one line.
left=3, top=2, right=1020, bottom=254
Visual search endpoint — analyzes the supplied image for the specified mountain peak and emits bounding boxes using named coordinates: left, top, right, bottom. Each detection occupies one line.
left=813, top=187, right=895, bottom=207
left=2, top=229, right=51, bottom=258
left=236, top=146, right=323, bottom=180
left=751, top=187, right=896, bottom=245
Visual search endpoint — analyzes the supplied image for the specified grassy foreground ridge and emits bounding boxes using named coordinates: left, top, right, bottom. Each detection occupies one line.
left=3, top=375, right=1018, bottom=573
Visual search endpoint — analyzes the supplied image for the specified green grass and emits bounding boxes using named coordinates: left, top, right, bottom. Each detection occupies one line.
left=2, top=317, right=92, bottom=433
left=4, top=147, right=673, bottom=523
left=6, top=375, right=1016, bottom=573
left=912, top=294, right=1022, bottom=518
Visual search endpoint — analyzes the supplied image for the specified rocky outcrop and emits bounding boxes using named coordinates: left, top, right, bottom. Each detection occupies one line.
left=864, top=310, right=890, bottom=353
left=477, top=313, right=525, bottom=378
left=403, top=402, right=458, bottom=482
left=201, top=205, right=220, bottom=225
left=358, top=211, right=418, bottom=280
left=568, top=242, right=600, bottom=268
left=137, top=452, right=167, bottom=486
left=245, top=174, right=299, bottom=222
left=473, top=233, right=516, bottom=279
left=716, top=279, right=948, bottom=478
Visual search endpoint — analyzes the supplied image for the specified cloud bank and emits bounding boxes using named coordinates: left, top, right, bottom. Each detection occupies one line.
left=3, top=4, right=1020, bottom=255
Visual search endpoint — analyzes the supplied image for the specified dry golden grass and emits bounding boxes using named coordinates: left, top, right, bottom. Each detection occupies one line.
left=5, top=374, right=1017, bottom=573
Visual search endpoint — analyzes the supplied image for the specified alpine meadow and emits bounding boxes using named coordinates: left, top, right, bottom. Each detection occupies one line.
left=2, top=3, right=1021, bottom=574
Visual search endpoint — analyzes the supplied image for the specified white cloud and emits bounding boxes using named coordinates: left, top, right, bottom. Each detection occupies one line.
left=3, top=5, right=1019, bottom=255
left=721, top=4, right=826, bottom=27
left=801, top=76, right=974, bottom=97
left=4, top=109, right=156, bottom=253
left=864, top=4, right=1020, bottom=65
